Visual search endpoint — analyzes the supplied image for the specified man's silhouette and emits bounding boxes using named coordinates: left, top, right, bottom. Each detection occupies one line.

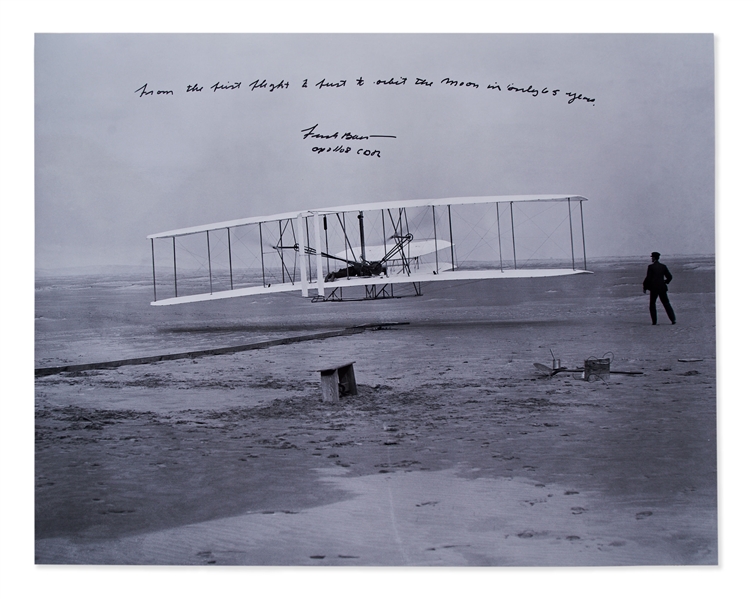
left=643, top=252, right=676, bottom=325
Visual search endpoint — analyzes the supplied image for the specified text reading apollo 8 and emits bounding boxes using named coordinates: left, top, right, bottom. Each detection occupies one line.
left=301, top=124, right=395, bottom=159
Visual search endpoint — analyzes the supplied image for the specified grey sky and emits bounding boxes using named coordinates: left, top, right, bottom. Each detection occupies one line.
left=35, top=34, right=714, bottom=269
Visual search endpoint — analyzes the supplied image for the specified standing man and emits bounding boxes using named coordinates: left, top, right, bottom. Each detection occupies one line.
left=643, top=252, right=676, bottom=325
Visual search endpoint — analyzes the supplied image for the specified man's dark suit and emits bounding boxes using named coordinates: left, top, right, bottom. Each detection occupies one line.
left=643, top=260, right=676, bottom=324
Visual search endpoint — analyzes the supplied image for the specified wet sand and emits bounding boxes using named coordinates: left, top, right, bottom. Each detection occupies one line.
left=34, top=257, right=717, bottom=565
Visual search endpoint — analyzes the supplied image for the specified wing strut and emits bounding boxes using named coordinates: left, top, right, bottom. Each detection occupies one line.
left=172, top=237, right=178, bottom=296
left=496, top=202, right=503, bottom=272
left=278, top=220, right=284, bottom=283
left=568, top=197, right=575, bottom=270
left=227, top=228, right=234, bottom=290
left=324, top=215, right=331, bottom=273
left=151, top=238, right=157, bottom=302
left=580, top=200, right=587, bottom=270
left=448, top=205, right=455, bottom=271
left=402, top=208, right=411, bottom=262
left=206, top=231, right=213, bottom=294
left=432, top=206, right=439, bottom=273
left=259, top=223, right=266, bottom=287
left=296, top=214, right=308, bottom=297
left=510, top=202, right=517, bottom=269
left=305, top=217, right=312, bottom=283
left=313, top=212, right=325, bottom=297
left=358, top=211, right=366, bottom=262
left=381, top=210, right=388, bottom=266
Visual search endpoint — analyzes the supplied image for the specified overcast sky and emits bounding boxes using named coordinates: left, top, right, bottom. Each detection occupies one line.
left=35, top=34, right=714, bottom=269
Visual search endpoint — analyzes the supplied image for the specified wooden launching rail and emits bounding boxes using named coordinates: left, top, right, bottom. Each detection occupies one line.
left=35, top=322, right=409, bottom=378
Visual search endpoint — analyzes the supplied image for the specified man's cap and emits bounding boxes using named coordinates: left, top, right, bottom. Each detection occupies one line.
left=651, top=251, right=661, bottom=258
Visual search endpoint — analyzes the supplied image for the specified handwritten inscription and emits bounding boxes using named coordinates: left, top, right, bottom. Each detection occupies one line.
left=135, top=83, right=173, bottom=96
left=564, top=91, right=595, bottom=105
left=249, top=79, right=289, bottom=92
left=499, top=82, right=595, bottom=104
left=375, top=77, right=407, bottom=86
left=211, top=81, right=242, bottom=92
left=135, top=76, right=595, bottom=105
left=317, top=78, right=346, bottom=89
left=441, top=78, right=479, bottom=88
left=302, top=124, right=338, bottom=140
left=302, top=124, right=396, bottom=158
left=301, top=124, right=396, bottom=142
left=311, top=146, right=381, bottom=157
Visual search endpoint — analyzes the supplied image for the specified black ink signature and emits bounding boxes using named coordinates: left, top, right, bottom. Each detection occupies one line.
left=302, top=124, right=396, bottom=141
left=341, top=132, right=369, bottom=141
left=301, top=124, right=339, bottom=140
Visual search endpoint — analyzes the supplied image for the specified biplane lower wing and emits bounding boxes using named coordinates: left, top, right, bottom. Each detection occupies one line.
left=147, top=194, right=591, bottom=306
left=150, top=267, right=589, bottom=306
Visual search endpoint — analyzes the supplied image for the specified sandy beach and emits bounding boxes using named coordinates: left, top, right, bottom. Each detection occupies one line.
left=34, top=256, right=716, bottom=565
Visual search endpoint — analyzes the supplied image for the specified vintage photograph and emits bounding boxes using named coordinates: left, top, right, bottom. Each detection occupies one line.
left=34, top=33, right=715, bottom=566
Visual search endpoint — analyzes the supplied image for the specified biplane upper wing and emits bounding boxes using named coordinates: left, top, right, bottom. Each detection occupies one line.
left=147, top=195, right=590, bottom=306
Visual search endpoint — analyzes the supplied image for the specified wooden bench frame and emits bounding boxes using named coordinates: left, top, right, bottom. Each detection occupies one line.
left=319, top=362, right=357, bottom=402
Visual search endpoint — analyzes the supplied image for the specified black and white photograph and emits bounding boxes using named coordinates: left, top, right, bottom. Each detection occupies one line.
left=31, top=31, right=719, bottom=568
left=4, top=2, right=752, bottom=593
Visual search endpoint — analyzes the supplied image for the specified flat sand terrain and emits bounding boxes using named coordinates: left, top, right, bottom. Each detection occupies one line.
left=34, top=257, right=717, bottom=565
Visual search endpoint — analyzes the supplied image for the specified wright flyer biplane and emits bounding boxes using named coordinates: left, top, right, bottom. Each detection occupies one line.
left=147, top=195, right=591, bottom=306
